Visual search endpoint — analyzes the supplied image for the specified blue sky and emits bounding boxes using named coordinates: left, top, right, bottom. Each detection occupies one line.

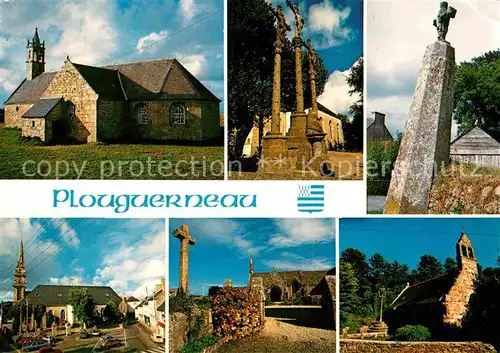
left=0, top=218, right=165, bottom=302
left=0, top=0, right=223, bottom=110
left=169, top=218, right=335, bottom=296
left=367, top=0, right=500, bottom=138
left=340, top=218, right=500, bottom=269
left=267, top=0, right=363, bottom=115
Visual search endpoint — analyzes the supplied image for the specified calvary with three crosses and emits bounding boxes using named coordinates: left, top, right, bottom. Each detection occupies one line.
left=173, top=224, right=196, bottom=294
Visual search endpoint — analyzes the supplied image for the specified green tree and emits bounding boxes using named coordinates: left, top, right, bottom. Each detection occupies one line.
left=453, top=50, right=500, bottom=140
left=340, top=262, right=360, bottom=324
left=103, top=299, right=121, bottom=323
left=343, top=57, right=364, bottom=152
left=227, top=0, right=328, bottom=159
left=68, top=288, right=96, bottom=328
left=444, top=257, right=457, bottom=273
left=412, top=255, right=444, bottom=283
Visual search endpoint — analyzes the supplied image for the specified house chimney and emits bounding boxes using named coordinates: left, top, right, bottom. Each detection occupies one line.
left=374, top=112, right=385, bottom=126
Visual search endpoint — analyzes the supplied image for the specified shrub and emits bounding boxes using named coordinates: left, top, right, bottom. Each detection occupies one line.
left=211, top=287, right=263, bottom=342
left=180, top=334, right=218, bottom=353
left=394, top=325, right=431, bottom=342
left=170, top=288, right=195, bottom=314
left=194, top=297, right=211, bottom=310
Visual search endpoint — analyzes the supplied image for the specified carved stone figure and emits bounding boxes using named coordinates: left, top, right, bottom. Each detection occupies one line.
left=433, top=1, right=457, bottom=41
left=272, top=5, right=290, bottom=49
left=287, top=0, right=304, bottom=35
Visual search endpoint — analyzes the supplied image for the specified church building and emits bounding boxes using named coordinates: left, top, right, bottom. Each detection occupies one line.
left=386, top=232, right=478, bottom=337
left=12, top=240, right=121, bottom=330
left=4, top=28, right=221, bottom=144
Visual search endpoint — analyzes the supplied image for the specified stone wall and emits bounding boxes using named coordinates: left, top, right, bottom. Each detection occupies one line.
left=201, top=101, right=221, bottom=140
left=340, top=339, right=496, bottom=353
left=22, top=117, right=46, bottom=141
left=428, top=165, right=500, bottom=214
left=42, top=60, right=98, bottom=143
left=443, top=259, right=477, bottom=326
left=4, top=104, right=33, bottom=128
left=97, top=100, right=127, bottom=141
left=169, top=312, right=188, bottom=353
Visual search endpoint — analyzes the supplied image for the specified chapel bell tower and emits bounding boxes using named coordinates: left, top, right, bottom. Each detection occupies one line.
left=13, top=239, right=27, bottom=303
left=26, top=28, right=45, bottom=80
left=456, top=231, right=478, bottom=275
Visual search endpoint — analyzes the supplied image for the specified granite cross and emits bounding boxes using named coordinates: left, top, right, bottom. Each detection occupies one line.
left=173, top=224, right=196, bottom=294
left=433, top=1, right=457, bottom=42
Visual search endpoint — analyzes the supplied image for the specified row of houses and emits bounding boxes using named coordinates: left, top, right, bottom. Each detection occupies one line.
left=367, top=111, right=500, bottom=169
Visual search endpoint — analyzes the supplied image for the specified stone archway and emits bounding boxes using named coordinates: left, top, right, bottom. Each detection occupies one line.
left=270, top=286, right=282, bottom=302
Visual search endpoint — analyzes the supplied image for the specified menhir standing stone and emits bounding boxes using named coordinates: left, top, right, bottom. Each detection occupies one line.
left=385, top=41, right=455, bottom=214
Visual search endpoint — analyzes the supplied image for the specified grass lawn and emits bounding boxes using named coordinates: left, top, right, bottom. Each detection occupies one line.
left=0, top=127, right=224, bottom=179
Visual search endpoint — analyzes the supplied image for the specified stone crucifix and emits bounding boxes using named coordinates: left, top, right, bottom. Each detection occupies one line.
left=173, top=224, right=196, bottom=294
left=433, top=1, right=457, bottom=42
left=305, top=39, right=323, bottom=134
left=270, top=5, right=290, bottom=134
left=287, top=0, right=305, bottom=114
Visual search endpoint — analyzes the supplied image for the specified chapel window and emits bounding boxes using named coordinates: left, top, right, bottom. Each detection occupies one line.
left=468, top=247, right=474, bottom=259
left=16, top=106, right=19, bottom=112
left=67, top=102, right=76, bottom=123
left=171, top=103, right=186, bottom=125
left=461, top=245, right=467, bottom=258
left=32, top=121, right=35, bottom=128
left=136, top=103, right=149, bottom=125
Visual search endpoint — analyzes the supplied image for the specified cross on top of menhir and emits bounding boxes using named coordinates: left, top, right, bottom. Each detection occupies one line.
left=174, top=224, right=196, bottom=245
left=433, top=1, right=457, bottom=42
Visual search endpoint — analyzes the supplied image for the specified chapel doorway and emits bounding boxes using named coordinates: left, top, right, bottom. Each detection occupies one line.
left=270, top=286, right=282, bottom=302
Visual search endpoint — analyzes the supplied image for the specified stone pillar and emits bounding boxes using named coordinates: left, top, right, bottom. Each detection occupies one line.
left=385, top=41, right=455, bottom=214
left=51, top=322, right=56, bottom=336
left=261, top=6, right=289, bottom=162
left=250, top=277, right=265, bottom=324
left=173, top=224, right=196, bottom=294
left=294, top=37, right=304, bottom=114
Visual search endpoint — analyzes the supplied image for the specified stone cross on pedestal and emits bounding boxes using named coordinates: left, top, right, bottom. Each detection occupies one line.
left=173, top=224, right=196, bottom=294
left=261, top=5, right=290, bottom=161
left=433, top=1, right=456, bottom=42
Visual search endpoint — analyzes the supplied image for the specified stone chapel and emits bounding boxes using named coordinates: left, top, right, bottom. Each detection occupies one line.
left=4, top=28, right=221, bottom=144
left=386, top=232, right=478, bottom=336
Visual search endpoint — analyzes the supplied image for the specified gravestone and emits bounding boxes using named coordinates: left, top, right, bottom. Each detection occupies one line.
left=173, top=224, right=196, bottom=294
left=385, top=5, right=456, bottom=214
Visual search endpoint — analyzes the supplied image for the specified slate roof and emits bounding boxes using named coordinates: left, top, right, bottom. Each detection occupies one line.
left=252, top=270, right=328, bottom=286
left=5, top=58, right=220, bottom=105
left=367, top=118, right=375, bottom=128
left=318, top=102, right=337, bottom=117
left=450, top=126, right=500, bottom=155
left=72, top=63, right=126, bottom=101
left=22, top=285, right=121, bottom=306
left=389, top=271, right=457, bottom=310
left=22, top=98, right=61, bottom=118
left=4, top=72, right=56, bottom=105
left=126, top=296, right=140, bottom=302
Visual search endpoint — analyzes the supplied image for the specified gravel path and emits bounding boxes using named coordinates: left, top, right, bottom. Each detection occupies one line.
left=216, top=317, right=336, bottom=353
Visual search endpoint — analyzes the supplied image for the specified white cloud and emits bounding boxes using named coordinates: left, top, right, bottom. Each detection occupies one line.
left=136, top=30, right=168, bottom=54
left=307, top=1, right=352, bottom=48
left=92, top=226, right=165, bottom=298
left=175, top=54, right=208, bottom=77
left=263, top=252, right=333, bottom=271
left=367, top=0, right=500, bottom=138
left=180, top=0, right=196, bottom=22
left=185, top=219, right=258, bottom=255
left=318, top=60, right=360, bottom=115
left=49, top=276, right=85, bottom=285
left=268, top=219, right=335, bottom=248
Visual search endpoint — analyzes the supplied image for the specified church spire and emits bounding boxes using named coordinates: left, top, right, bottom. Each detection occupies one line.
left=26, top=27, right=45, bottom=80
left=13, top=239, right=27, bottom=303
left=33, top=27, right=40, bottom=45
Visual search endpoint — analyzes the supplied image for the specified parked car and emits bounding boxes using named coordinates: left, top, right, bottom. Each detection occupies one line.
left=90, top=327, right=102, bottom=336
left=79, top=330, right=90, bottom=339
left=22, top=341, right=47, bottom=352
left=150, top=334, right=164, bottom=343
left=102, top=334, right=113, bottom=340
left=38, top=346, right=62, bottom=353
left=42, top=336, right=56, bottom=346
left=99, top=339, right=121, bottom=349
